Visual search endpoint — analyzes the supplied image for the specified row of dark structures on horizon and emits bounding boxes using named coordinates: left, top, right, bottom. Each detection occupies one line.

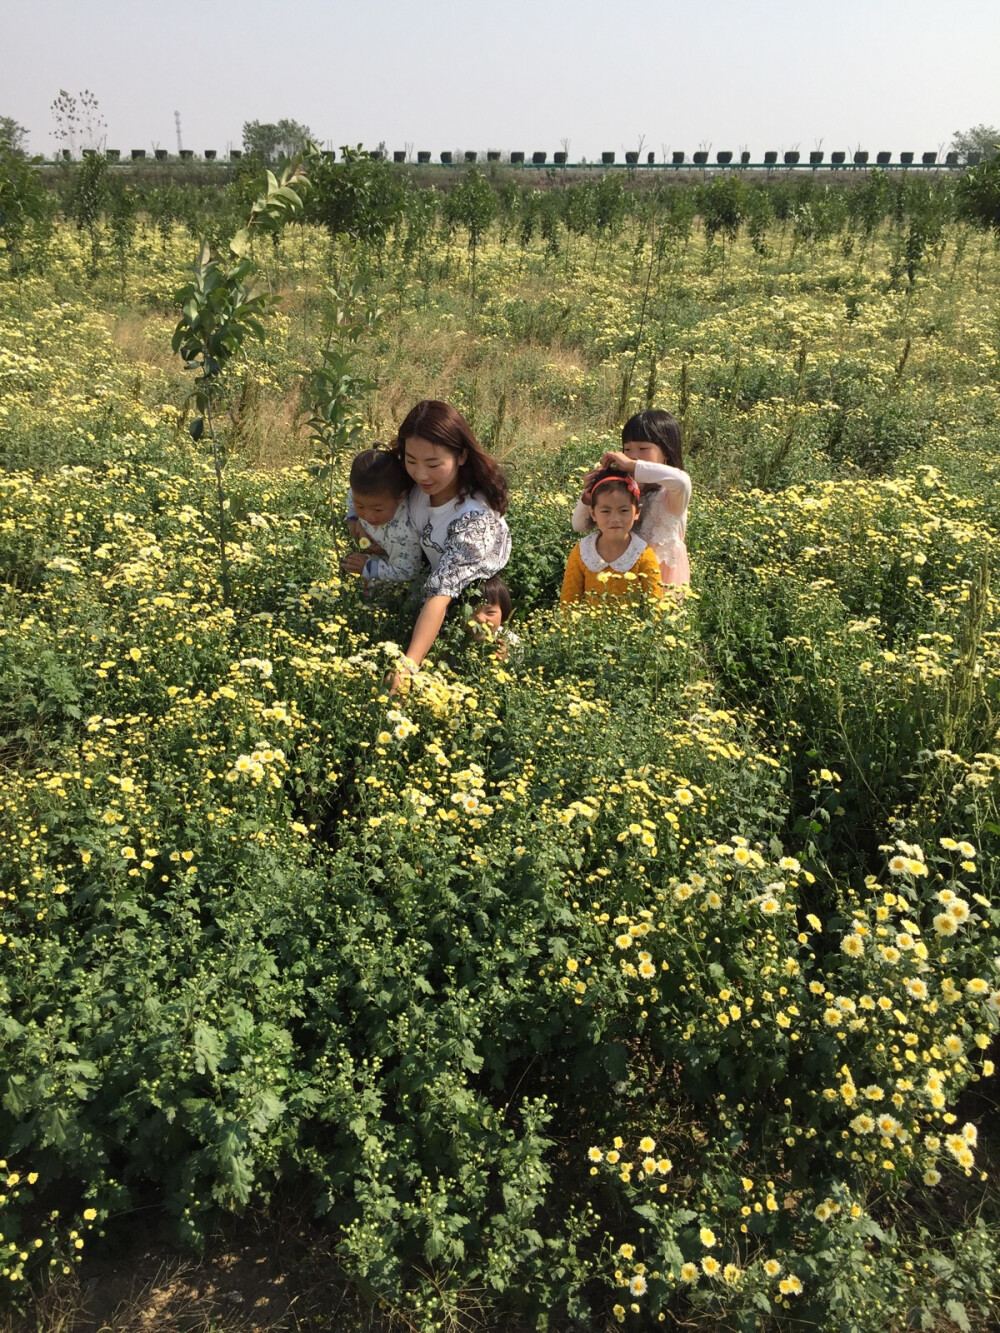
left=62, top=146, right=983, bottom=170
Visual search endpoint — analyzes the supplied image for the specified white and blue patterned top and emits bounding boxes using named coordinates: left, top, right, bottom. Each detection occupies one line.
left=345, top=487, right=425, bottom=583
left=407, top=489, right=512, bottom=600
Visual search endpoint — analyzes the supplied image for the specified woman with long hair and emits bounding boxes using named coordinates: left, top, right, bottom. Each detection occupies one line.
left=391, top=400, right=511, bottom=679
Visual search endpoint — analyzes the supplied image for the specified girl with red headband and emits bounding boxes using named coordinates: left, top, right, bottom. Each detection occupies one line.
left=560, top=468, right=662, bottom=606
left=572, top=409, right=691, bottom=587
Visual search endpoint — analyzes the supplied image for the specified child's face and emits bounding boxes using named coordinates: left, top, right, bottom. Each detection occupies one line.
left=590, top=490, right=638, bottom=536
left=353, top=490, right=404, bottom=527
left=472, top=603, right=504, bottom=633
left=623, top=439, right=668, bottom=465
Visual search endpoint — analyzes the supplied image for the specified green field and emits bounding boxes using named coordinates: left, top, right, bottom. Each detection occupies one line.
left=1, top=153, right=999, bottom=1331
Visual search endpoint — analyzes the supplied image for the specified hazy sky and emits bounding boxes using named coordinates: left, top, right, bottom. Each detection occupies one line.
left=4, top=0, right=998, bottom=160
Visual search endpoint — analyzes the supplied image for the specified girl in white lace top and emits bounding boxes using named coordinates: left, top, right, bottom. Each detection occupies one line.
left=572, top=409, right=691, bottom=586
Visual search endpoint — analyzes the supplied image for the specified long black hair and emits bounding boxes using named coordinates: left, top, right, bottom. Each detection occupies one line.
left=394, top=400, right=509, bottom=515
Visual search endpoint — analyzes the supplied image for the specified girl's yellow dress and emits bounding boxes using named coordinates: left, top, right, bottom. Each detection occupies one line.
left=560, top=533, right=662, bottom=605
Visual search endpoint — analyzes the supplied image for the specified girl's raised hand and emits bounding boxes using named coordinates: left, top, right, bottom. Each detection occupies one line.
left=600, top=450, right=637, bottom=473
left=580, top=466, right=604, bottom=503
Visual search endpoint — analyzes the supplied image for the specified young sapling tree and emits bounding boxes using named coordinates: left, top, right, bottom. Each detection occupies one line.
left=172, top=158, right=312, bottom=605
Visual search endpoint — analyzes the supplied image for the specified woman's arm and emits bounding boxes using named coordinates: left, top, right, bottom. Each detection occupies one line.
left=396, top=509, right=510, bottom=686
left=405, top=594, right=452, bottom=666
left=391, top=594, right=452, bottom=692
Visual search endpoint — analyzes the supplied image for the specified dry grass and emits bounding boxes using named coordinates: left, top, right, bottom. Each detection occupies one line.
left=228, top=374, right=308, bottom=472
left=4, top=1217, right=369, bottom=1333
left=102, top=231, right=614, bottom=480
left=366, top=319, right=600, bottom=466
left=109, top=313, right=181, bottom=379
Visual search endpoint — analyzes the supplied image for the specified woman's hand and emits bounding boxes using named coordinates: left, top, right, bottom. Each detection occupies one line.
left=389, top=667, right=413, bottom=695
left=600, top=450, right=637, bottom=473
left=341, top=552, right=369, bottom=575
left=388, top=656, right=418, bottom=695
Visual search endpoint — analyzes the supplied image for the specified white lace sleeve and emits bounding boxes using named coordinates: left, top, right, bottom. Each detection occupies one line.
left=571, top=495, right=594, bottom=533
left=633, top=461, right=691, bottom=515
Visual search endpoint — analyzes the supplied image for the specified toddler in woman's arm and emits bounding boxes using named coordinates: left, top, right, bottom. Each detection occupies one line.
left=343, top=446, right=424, bottom=584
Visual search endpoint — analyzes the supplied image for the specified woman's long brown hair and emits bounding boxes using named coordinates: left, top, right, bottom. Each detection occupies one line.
left=393, top=400, right=509, bottom=515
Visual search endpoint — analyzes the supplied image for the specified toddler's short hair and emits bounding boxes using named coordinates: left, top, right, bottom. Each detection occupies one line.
left=350, top=446, right=410, bottom=496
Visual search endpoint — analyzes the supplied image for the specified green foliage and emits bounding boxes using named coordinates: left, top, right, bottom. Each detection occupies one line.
left=592, top=172, right=627, bottom=236
left=307, top=144, right=406, bottom=250
left=172, top=159, right=311, bottom=603
left=847, top=170, right=891, bottom=242
left=0, top=137, right=52, bottom=283
left=69, top=151, right=109, bottom=275
left=242, top=117, right=314, bottom=164
left=107, top=179, right=138, bottom=299
left=4, top=164, right=1000, bottom=1332
left=0, top=116, right=28, bottom=155
left=172, top=244, right=270, bottom=387
left=744, top=186, right=775, bottom=257
left=955, top=156, right=1000, bottom=235
left=700, top=174, right=745, bottom=245
left=445, top=169, right=498, bottom=297
left=950, top=124, right=1000, bottom=162
left=305, top=274, right=383, bottom=525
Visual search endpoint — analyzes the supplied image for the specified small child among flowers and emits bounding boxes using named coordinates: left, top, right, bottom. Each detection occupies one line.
left=466, top=575, right=520, bottom=660
left=560, top=469, right=662, bottom=606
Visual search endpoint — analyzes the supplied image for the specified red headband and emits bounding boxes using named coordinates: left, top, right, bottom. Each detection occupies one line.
left=590, top=474, right=641, bottom=503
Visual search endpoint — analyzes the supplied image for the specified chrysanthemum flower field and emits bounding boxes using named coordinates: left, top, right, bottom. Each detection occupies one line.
left=1, top=170, right=999, bottom=1330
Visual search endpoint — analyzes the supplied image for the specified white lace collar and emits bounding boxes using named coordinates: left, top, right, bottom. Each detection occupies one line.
left=579, top=531, right=649, bottom=574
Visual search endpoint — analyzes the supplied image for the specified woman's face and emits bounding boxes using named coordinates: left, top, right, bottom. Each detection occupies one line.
left=403, top=435, right=466, bottom=504
left=623, top=439, right=668, bottom=465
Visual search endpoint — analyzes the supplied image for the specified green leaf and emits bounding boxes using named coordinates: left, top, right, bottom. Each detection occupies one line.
left=192, top=1022, right=224, bottom=1074
left=216, top=1127, right=255, bottom=1206
left=40, top=1104, right=71, bottom=1149
left=945, top=1301, right=971, bottom=1332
